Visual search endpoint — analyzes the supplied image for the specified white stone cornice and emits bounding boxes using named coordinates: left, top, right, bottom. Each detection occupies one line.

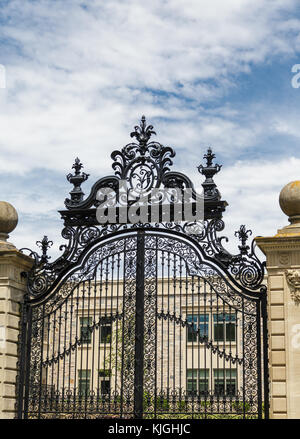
left=255, top=236, right=300, bottom=254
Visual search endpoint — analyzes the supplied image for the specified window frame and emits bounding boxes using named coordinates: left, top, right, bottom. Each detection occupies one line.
left=186, top=314, right=209, bottom=343
left=186, top=368, right=209, bottom=397
left=99, top=369, right=111, bottom=396
left=213, top=313, right=237, bottom=343
left=100, top=317, right=112, bottom=344
left=80, top=316, right=93, bottom=344
left=78, top=369, right=91, bottom=396
left=213, top=368, right=237, bottom=397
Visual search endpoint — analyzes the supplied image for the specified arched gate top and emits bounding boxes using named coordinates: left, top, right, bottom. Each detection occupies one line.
left=20, top=116, right=266, bottom=300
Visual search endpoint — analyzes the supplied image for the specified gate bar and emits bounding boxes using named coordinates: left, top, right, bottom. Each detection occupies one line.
left=134, top=230, right=145, bottom=418
left=261, top=288, right=270, bottom=419
left=16, top=303, right=28, bottom=419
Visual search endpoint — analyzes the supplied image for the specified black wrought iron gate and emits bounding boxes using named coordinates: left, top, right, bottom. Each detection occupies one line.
left=16, top=117, right=269, bottom=419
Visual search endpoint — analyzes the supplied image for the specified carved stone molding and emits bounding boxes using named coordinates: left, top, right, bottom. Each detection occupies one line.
left=285, top=269, right=300, bottom=304
left=279, top=252, right=290, bottom=266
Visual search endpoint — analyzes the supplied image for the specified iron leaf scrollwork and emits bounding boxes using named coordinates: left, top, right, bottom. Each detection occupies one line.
left=21, top=116, right=265, bottom=297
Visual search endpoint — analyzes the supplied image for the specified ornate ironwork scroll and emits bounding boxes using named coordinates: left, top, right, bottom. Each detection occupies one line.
left=121, top=237, right=137, bottom=416
left=17, top=116, right=269, bottom=420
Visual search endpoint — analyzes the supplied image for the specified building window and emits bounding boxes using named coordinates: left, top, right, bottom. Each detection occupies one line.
left=80, top=317, right=92, bottom=344
left=100, top=317, right=112, bottom=344
left=99, top=369, right=111, bottom=395
left=78, top=369, right=90, bottom=396
left=213, top=313, right=236, bottom=342
left=214, top=369, right=237, bottom=396
left=187, top=314, right=209, bottom=342
left=186, top=369, right=209, bottom=396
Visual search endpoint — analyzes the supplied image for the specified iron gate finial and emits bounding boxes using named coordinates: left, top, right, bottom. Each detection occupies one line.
left=198, top=147, right=222, bottom=201
left=130, top=115, right=156, bottom=153
left=36, top=235, right=53, bottom=264
left=235, top=225, right=252, bottom=255
left=66, top=157, right=89, bottom=206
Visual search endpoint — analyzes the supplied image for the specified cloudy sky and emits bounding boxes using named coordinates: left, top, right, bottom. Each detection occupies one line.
left=1, top=0, right=300, bottom=259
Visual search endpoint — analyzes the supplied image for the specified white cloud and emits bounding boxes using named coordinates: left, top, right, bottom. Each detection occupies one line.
left=0, top=0, right=300, bottom=262
left=0, top=0, right=299, bottom=173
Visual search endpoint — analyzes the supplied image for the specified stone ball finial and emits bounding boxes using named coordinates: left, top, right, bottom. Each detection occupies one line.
left=279, top=181, right=300, bottom=223
left=0, top=201, right=18, bottom=243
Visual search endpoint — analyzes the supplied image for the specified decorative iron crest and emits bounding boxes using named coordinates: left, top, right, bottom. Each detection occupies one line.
left=20, top=116, right=266, bottom=299
left=64, top=116, right=198, bottom=210
left=61, top=117, right=227, bottom=224
left=111, top=121, right=175, bottom=200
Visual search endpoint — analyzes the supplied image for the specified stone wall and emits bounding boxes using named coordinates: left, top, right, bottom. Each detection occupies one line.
left=0, top=247, right=33, bottom=418
left=256, top=179, right=300, bottom=419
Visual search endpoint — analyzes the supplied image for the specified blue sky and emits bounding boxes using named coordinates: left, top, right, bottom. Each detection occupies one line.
left=1, top=0, right=300, bottom=259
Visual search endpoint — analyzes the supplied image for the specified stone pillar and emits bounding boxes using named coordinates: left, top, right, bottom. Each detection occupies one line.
left=256, top=181, right=300, bottom=419
left=0, top=201, right=33, bottom=419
